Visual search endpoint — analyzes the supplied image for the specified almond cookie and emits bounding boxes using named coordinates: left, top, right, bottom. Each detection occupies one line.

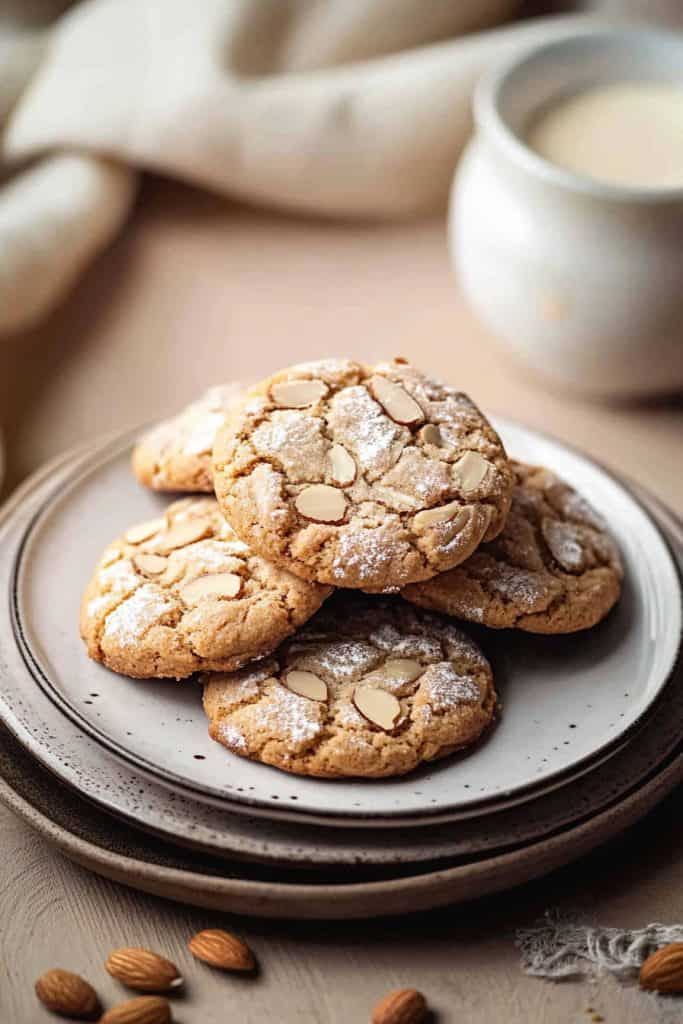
left=132, top=383, right=245, bottom=492
left=212, top=358, right=514, bottom=590
left=402, top=462, right=623, bottom=633
left=80, top=497, right=331, bottom=679
left=203, top=594, right=496, bottom=779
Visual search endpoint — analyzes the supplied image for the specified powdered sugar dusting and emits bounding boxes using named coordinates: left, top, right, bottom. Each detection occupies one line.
left=332, top=528, right=395, bottom=584
left=179, top=539, right=243, bottom=573
left=555, top=487, right=606, bottom=530
left=460, top=601, right=484, bottom=622
left=183, top=410, right=225, bottom=456
left=139, top=420, right=175, bottom=452
left=295, top=640, right=382, bottom=682
left=391, top=634, right=443, bottom=661
left=219, top=722, right=248, bottom=751
left=212, top=674, right=262, bottom=712
left=86, top=594, right=112, bottom=618
left=335, top=699, right=367, bottom=729
left=204, top=384, right=239, bottom=412
left=291, top=358, right=353, bottom=380
left=102, top=584, right=175, bottom=647
left=487, top=564, right=554, bottom=611
left=217, top=520, right=250, bottom=553
left=382, top=447, right=451, bottom=504
left=327, top=385, right=405, bottom=479
left=140, top=384, right=243, bottom=466
left=542, top=518, right=587, bottom=573
left=440, top=623, right=487, bottom=663
left=369, top=624, right=402, bottom=650
left=99, top=558, right=139, bottom=593
left=235, top=659, right=278, bottom=687
left=244, top=396, right=267, bottom=416
left=258, top=684, right=323, bottom=748
left=421, top=663, right=482, bottom=710
left=252, top=410, right=326, bottom=481
left=250, top=463, right=286, bottom=520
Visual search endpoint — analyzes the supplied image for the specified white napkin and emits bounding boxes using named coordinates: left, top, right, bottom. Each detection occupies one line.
left=0, top=0, right=604, bottom=339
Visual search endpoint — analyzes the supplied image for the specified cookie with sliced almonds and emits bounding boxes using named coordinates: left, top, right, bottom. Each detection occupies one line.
left=202, top=594, right=496, bottom=778
left=132, top=383, right=246, bottom=493
left=80, top=498, right=331, bottom=679
left=402, top=461, right=623, bottom=633
left=212, top=358, right=514, bottom=590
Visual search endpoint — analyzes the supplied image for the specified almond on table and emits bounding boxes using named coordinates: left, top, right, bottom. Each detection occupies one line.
left=35, top=968, right=100, bottom=1019
left=371, top=987, right=429, bottom=1024
left=99, top=995, right=171, bottom=1024
left=188, top=929, right=256, bottom=972
left=639, top=942, right=683, bottom=992
left=105, top=947, right=182, bottom=993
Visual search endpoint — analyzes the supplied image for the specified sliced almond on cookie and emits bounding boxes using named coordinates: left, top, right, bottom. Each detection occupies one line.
left=154, top=518, right=213, bottom=553
left=134, top=553, right=168, bottom=577
left=419, top=423, right=443, bottom=447
left=353, top=684, right=401, bottom=731
left=125, top=518, right=165, bottom=545
left=369, top=377, right=424, bottom=427
left=181, top=573, right=242, bottom=603
left=271, top=379, right=328, bottom=408
left=541, top=517, right=587, bottom=573
left=413, top=502, right=469, bottom=531
left=454, top=451, right=491, bottom=493
left=382, top=658, right=424, bottom=684
left=295, top=484, right=346, bottom=523
left=328, top=444, right=356, bottom=487
left=285, top=670, right=328, bottom=702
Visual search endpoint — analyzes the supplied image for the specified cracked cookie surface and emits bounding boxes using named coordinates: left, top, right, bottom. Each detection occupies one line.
left=80, top=497, right=331, bottom=679
left=133, top=383, right=246, bottom=492
left=402, top=462, right=623, bottom=633
left=212, top=358, right=513, bottom=590
left=202, top=594, right=496, bottom=778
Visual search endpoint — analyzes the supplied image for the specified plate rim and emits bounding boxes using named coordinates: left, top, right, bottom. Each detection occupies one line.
left=0, top=439, right=683, bottom=863
left=6, top=421, right=683, bottom=827
left=0, top=736, right=680, bottom=919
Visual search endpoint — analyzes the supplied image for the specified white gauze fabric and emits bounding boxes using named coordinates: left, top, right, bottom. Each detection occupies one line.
left=517, top=913, right=683, bottom=981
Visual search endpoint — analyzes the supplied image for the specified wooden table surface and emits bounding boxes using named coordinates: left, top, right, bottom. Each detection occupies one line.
left=1, top=179, right=682, bottom=1023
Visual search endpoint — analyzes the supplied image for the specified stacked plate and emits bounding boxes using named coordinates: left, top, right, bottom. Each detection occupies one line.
left=0, top=419, right=681, bottom=919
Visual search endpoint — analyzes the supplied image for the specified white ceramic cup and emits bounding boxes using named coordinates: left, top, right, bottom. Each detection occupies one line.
left=450, top=27, right=683, bottom=398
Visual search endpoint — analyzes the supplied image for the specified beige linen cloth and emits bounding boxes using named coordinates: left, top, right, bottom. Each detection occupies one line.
left=0, top=0, right=616, bottom=340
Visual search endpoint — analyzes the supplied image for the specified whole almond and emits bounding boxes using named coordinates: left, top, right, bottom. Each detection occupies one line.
left=372, top=987, right=428, bottom=1024
left=35, top=968, right=100, bottom=1019
left=640, top=942, right=683, bottom=992
left=105, top=948, right=182, bottom=993
left=188, top=928, right=255, bottom=972
left=100, top=995, right=171, bottom=1024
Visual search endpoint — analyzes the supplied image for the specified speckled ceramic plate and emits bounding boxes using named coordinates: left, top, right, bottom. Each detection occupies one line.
left=0, top=440, right=682, bottom=863
left=9, top=423, right=683, bottom=826
left=0, top=717, right=680, bottom=917
left=3, top=422, right=682, bottom=830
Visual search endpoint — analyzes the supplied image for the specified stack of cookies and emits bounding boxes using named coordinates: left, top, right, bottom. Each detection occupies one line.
left=81, top=359, right=623, bottom=779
